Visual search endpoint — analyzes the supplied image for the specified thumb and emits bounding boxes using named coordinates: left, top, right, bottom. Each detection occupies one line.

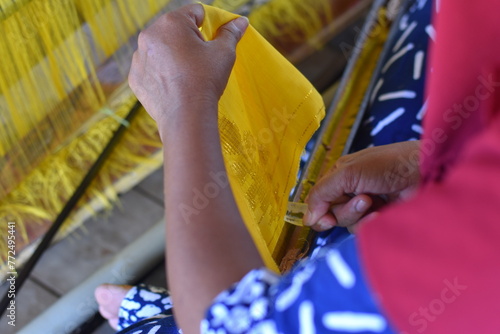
left=215, top=16, right=249, bottom=46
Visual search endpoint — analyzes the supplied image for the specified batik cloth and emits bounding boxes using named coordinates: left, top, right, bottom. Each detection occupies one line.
left=350, top=0, right=432, bottom=151
left=117, top=284, right=174, bottom=331
left=117, top=229, right=397, bottom=334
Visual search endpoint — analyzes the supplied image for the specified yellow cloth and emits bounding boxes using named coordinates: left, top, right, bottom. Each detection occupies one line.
left=200, top=5, right=325, bottom=271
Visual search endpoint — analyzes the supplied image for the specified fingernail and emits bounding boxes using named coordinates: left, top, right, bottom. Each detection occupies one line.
left=355, top=199, right=369, bottom=213
left=232, top=16, right=249, bottom=33
left=317, top=218, right=332, bottom=231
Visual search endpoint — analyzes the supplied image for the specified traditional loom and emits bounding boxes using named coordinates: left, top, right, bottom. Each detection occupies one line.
left=0, top=0, right=370, bottom=277
left=0, top=0, right=409, bottom=310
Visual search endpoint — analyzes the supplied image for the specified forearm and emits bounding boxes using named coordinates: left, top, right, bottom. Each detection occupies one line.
left=127, top=5, right=254, bottom=331
left=160, top=101, right=264, bottom=333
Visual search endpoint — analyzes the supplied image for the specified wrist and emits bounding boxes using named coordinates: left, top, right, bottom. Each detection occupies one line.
left=156, top=97, right=219, bottom=141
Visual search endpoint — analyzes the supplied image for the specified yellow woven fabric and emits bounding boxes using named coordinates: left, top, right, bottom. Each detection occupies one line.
left=200, top=5, right=325, bottom=271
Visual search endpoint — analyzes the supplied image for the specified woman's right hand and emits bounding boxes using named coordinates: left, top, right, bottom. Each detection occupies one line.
left=304, top=141, right=421, bottom=232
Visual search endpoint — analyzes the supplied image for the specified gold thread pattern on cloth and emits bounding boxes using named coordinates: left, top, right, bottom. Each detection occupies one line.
left=200, top=5, right=325, bottom=270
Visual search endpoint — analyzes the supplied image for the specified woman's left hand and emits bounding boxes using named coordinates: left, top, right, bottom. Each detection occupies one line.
left=128, top=4, right=249, bottom=127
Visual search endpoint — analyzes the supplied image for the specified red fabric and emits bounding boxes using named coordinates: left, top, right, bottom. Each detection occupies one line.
left=357, top=1, right=500, bottom=333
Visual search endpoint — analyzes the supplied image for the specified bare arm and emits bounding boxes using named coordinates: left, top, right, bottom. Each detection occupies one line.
left=129, top=5, right=263, bottom=333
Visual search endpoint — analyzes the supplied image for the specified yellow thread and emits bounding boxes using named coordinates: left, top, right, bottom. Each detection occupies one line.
left=0, top=0, right=340, bottom=271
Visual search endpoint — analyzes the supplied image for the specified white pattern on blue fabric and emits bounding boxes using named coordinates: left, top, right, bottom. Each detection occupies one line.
left=247, top=320, right=278, bottom=334
left=118, top=284, right=176, bottom=332
left=210, top=303, right=229, bottom=327
left=378, top=90, right=417, bottom=101
left=323, top=312, right=387, bottom=332
left=122, top=300, right=142, bottom=310
left=137, top=305, right=163, bottom=318
left=249, top=298, right=269, bottom=321
left=382, top=43, right=414, bottom=73
left=140, top=289, right=163, bottom=302
left=399, top=14, right=409, bottom=30
left=425, top=24, right=436, bottom=41
left=326, top=249, right=356, bottom=288
left=146, top=325, right=162, bottom=334
left=371, top=79, right=385, bottom=106
left=224, top=306, right=252, bottom=333
left=393, top=21, right=418, bottom=52
left=416, top=99, right=428, bottom=120
left=202, top=269, right=280, bottom=333
left=350, top=0, right=431, bottom=152
left=310, top=236, right=329, bottom=259
left=299, top=301, right=315, bottom=334
left=417, top=0, right=428, bottom=9
left=221, top=270, right=278, bottom=306
left=275, top=264, right=316, bottom=311
left=364, top=116, right=375, bottom=126
left=371, top=108, right=406, bottom=136
left=413, top=50, right=425, bottom=80
left=411, top=124, right=424, bottom=134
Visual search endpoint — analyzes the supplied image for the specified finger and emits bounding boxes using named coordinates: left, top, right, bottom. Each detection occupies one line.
left=304, top=174, right=352, bottom=226
left=128, top=51, right=141, bottom=89
left=348, top=211, right=380, bottom=234
left=331, top=194, right=373, bottom=227
left=304, top=193, right=352, bottom=227
left=304, top=177, right=351, bottom=226
left=177, top=4, right=205, bottom=28
left=215, top=16, right=249, bottom=48
left=309, top=212, right=338, bottom=232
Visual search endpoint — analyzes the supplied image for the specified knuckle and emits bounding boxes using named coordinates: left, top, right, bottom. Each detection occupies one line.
left=137, top=30, right=150, bottom=49
left=163, top=10, right=183, bottom=25
left=128, top=73, right=135, bottom=89
left=338, top=167, right=357, bottom=192
left=218, top=25, right=240, bottom=44
left=335, top=155, right=351, bottom=169
left=128, top=56, right=138, bottom=87
left=219, top=25, right=234, bottom=36
left=128, top=76, right=137, bottom=94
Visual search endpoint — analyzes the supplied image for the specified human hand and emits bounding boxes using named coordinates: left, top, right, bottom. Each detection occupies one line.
left=304, top=141, right=421, bottom=232
left=128, top=4, right=249, bottom=127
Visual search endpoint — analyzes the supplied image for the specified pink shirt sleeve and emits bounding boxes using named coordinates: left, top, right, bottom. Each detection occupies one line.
left=357, top=1, right=500, bottom=333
